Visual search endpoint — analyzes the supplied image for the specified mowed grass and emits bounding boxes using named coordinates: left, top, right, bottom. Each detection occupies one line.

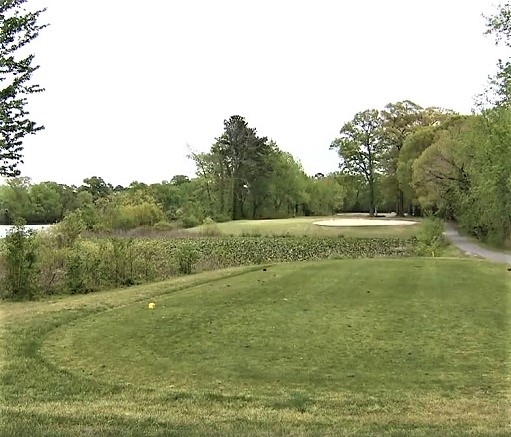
left=1, top=258, right=510, bottom=436
left=193, top=215, right=421, bottom=238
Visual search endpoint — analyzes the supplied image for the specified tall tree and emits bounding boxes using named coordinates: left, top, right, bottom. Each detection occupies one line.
left=28, top=181, right=61, bottom=223
left=411, top=116, right=473, bottom=218
left=396, top=126, right=438, bottom=215
left=245, top=140, right=279, bottom=219
left=0, top=175, right=30, bottom=222
left=214, top=115, right=273, bottom=220
left=79, top=176, right=113, bottom=202
left=466, top=108, right=511, bottom=243
left=0, top=0, right=47, bottom=176
left=380, top=102, right=453, bottom=215
left=333, top=172, right=368, bottom=212
left=483, top=2, right=511, bottom=105
left=381, top=101, right=423, bottom=216
left=267, top=149, right=309, bottom=217
left=306, top=174, right=345, bottom=216
left=330, top=109, right=384, bottom=216
left=189, top=148, right=228, bottom=217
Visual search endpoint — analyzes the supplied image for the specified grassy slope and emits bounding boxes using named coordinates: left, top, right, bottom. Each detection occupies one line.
left=192, top=216, right=421, bottom=238
left=1, top=258, right=510, bottom=436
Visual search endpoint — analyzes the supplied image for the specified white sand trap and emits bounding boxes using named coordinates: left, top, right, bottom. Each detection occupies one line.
left=314, top=218, right=418, bottom=227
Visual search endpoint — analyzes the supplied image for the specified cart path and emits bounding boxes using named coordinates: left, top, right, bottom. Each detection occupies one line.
left=444, top=223, right=511, bottom=264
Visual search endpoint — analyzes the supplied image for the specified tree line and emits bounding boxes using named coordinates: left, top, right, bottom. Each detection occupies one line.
left=0, top=164, right=346, bottom=229
left=1, top=1, right=510, bottom=246
left=0, top=108, right=449, bottom=229
left=1, top=92, right=510, bottom=245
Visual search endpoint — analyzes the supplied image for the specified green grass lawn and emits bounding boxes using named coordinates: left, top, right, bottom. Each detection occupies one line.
left=1, top=258, right=509, bottom=436
left=192, top=216, right=421, bottom=238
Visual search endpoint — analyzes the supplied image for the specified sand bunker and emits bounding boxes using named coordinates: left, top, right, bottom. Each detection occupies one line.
left=314, top=218, right=418, bottom=227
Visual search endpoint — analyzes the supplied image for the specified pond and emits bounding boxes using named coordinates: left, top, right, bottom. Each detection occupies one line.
left=0, top=224, right=51, bottom=238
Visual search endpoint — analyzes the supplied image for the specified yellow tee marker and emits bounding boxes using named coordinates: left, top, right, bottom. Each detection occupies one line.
left=148, top=302, right=156, bottom=309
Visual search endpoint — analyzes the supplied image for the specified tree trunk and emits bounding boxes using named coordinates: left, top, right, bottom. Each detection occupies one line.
left=369, top=180, right=375, bottom=217
left=219, top=179, right=225, bottom=214
left=274, top=198, right=282, bottom=214
left=239, top=196, right=246, bottom=219
left=231, top=177, right=237, bottom=220
left=396, top=189, right=405, bottom=216
left=252, top=200, right=258, bottom=219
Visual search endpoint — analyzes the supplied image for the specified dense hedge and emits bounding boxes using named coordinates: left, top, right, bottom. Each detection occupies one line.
left=175, top=235, right=415, bottom=265
left=0, top=234, right=417, bottom=298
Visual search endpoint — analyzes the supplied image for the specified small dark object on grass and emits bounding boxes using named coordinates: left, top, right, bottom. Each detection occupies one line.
left=263, top=268, right=267, bottom=271
left=507, top=267, right=511, bottom=271
left=367, top=290, right=370, bottom=293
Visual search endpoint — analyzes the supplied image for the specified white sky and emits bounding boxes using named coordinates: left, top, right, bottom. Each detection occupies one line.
left=16, top=0, right=506, bottom=187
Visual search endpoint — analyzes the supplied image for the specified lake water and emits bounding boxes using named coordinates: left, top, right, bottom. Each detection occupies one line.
left=0, top=224, right=51, bottom=238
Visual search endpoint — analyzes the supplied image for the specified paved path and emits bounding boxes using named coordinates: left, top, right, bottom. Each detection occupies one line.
left=444, top=223, right=511, bottom=264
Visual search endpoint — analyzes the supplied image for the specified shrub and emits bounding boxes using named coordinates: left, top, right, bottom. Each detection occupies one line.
left=36, top=235, right=68, bottom=295
left=202, top=217, right=216, bottom=225
left=110, top=237, right=135, bottom=286
left=79, top=204, right=101, bottom=230
left=180, top=215, right=200, bottom=229
left=415, top=217, right=446, bottom=256
left=212, top=213, right=231, bottom=223
left=53, top=210, right=86, bottom=247
left=174, top=244, right=199, bottom=275
left=2, top=222, right=39, bottom=299
left=66, top=249, right=86, bottom=294
left=110, top=206, right=138, bottom=230
left=201, top=225, right=221, bottom=237
left=201, top=218, right=222, bottom=237
left=152, top=221, right=178, bottom=232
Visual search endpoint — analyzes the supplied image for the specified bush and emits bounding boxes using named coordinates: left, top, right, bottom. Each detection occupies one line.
left=415, top=217, right=446, bottom=256
left=110, top=237, right=135, bottom=286
left=202, top=217, right=216, bottom=225
left=54, top=211, right=86, bottom=247
left=175, top=244, right=199, bottom=275
left=1, top=222, right=39, bottom=299
left=201, top=217, right=222, bottom=237
left=212, top=213, right=231, bottom=223
left=66, top=249, right=86, bottom=294
left=202, top=226, right=221, bottom=237
left=36, top=235, right=68, bottom=295
left=180, top=215, right=200, bottom=229
left=152, top=221, right=178, bottom=232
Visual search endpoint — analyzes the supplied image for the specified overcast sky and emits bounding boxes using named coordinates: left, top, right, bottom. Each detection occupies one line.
left=16, top=0, right=506, bottom=187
